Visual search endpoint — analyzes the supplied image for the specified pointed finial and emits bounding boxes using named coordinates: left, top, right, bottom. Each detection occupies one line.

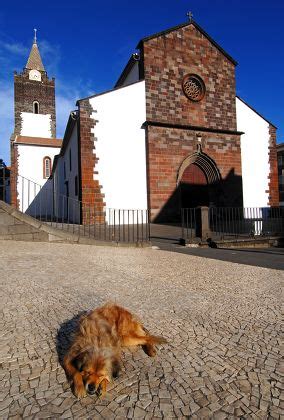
left=34, top=28, right=37, bottom=44
left=187, top=11, right=193, bottom=22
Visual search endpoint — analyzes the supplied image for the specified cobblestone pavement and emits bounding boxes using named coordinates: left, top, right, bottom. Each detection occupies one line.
left=0, top=241, right=283, bottom=419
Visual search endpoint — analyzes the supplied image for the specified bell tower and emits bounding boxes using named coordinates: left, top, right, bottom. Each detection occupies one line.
left=10, top=31, right=62, bottom=210
left=13, top=30, right=56, bottom=138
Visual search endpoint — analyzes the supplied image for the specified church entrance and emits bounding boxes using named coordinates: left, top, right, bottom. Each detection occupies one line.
left=150, top=151, right=221, bottom=243
left=177, top=150, right=221, bottom=209
left=180, top=163, right=209, bottom=208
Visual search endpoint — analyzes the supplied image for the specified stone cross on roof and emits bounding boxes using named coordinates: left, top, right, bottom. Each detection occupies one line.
left=187, top=11, right=193, bottom=22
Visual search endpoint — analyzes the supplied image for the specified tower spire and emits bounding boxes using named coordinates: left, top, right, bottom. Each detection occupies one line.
left=25, top=30, right=45, bottom=71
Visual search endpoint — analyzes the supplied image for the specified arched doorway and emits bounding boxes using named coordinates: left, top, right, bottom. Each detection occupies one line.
left=177, top=151, right=221, bottom=208
left=180, top=164, right=209, bottom=208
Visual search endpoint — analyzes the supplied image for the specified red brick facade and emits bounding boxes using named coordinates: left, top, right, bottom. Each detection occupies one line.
left=141, top=22, right=243, bottom=221
left=143, top=24, right=237, bottom=131
left=146, top=125, right=242, bottom=221
left=78, top=100, right=105, bottom=223
left=268, top=125, right=279, bottom=206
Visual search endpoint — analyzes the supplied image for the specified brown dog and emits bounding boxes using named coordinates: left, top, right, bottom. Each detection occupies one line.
left=63, top=303, right=166, bottom=399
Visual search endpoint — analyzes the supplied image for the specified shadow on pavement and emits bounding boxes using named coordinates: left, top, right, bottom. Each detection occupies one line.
left=219, top=247, right=284, bottom=256
left=56, top=311, right=87, bottom=366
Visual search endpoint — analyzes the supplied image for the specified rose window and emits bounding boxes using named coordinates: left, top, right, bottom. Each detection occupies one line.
left=182, top=74, right=206, bottom=102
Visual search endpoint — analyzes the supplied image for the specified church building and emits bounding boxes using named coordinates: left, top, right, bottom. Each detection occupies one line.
left=10, top=31, right=62, bottom=213
left=51, top=18, right=278, bottom=224
left=10, top=20, right=278, bottom=224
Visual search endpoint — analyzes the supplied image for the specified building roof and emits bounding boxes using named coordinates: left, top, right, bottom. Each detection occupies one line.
left=114, top=55, right=137, bottom=88
left=136, top=20, right=238, bottom=66
left=236, top=96, right=277, bottom=128
left=25, top=42, right=45, bottom=71
left=14, top=136, right=62, bottom=147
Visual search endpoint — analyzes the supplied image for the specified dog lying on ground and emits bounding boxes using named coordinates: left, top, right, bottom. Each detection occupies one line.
left=63, top=303, right=167, bottom=399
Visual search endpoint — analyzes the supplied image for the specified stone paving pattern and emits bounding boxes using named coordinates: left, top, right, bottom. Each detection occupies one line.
left=0, top=241, right=283, bottom=419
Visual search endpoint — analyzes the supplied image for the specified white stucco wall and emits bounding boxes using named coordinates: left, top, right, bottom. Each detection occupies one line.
left=21, top=112, right=52, bottom=138
left=53, top=123, right=80, bottom=223
left=17, top=144, right=60, bottom=213
left=236, top=97, right=270, bottom=208
left=89, top=81, right=147, bottom=213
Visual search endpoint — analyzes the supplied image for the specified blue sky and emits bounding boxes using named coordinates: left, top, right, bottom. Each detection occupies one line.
left=0, top=0, right=283, bottom=164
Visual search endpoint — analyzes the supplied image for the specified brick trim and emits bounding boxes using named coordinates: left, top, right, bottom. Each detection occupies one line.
left=10, top=136, right=19, bottom=209
left=268, top=125, right=279, bottom=206
left=78, top=99, right=105, bottom=224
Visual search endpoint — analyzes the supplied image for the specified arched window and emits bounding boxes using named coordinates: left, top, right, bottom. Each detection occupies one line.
left=33, top=101, right=39, bottom=114
left=43, top=156, right=52, bottom=179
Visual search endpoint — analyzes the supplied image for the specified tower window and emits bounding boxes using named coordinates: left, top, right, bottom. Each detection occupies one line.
left=33, top=101, right=39, bottom=114
left=43, top=156, right=52, bottom=179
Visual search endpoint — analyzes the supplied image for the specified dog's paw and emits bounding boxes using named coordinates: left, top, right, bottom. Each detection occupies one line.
left=73, top=374, right=86, bottom=400
left=74, top=385, right=87, bottom=400
left=96, top=378, right=108, bottom=398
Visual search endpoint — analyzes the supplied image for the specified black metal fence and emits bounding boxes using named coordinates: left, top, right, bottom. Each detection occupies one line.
left=3, top=168, right=283, bottom=245
left=181, top=208, right=198, bottom=242
left=45, top=195, right=150, bottom=244
left=1, top=172, right=150, bottom=244
left=209, top=206, right=284, bottom=239
left=182, top=206, right=284, bottom=242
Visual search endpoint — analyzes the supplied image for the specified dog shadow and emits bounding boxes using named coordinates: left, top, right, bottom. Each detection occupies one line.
left=56, top=311, right=87, bottom=367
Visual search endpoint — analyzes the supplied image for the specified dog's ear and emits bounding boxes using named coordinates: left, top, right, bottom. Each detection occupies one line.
left=72, top=352, right=88, bottom=372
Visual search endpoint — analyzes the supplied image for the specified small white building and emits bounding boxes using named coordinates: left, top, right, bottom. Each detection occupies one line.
left=236, top=96, right=278, bottom=208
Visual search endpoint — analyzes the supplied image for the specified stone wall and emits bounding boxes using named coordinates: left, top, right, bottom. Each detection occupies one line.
left=0, top=200, right=94, bottom=244
left=0, top=200, right=49, bottom=241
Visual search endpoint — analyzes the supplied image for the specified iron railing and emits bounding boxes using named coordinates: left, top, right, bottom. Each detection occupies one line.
left=209, top=206, right=284, bottom=239
left=2, top=172, right=150, bottom=244
left=46, top=199, right=150, bottom=244
left=181, top=208, right=198, bottom=242
left=3, top=168, right=284, bottom=245
left=181, top=206, right=284, bottom=242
